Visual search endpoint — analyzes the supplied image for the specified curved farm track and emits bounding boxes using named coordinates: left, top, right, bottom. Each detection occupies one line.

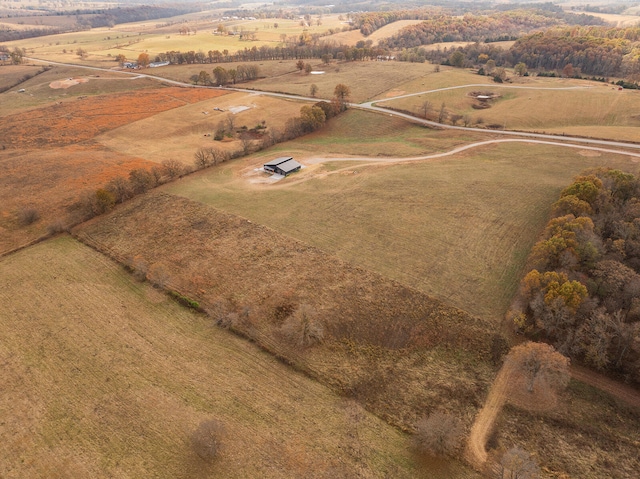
left=464, top=361, right=516, bottom=469
left=465, top=359, right=640, bottom=470
left=570, top=364, right=640, bottom=408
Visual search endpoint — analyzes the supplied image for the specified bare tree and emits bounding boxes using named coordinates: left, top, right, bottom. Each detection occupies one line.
left=310, top=83, right=318, bottom=97
left=226, top=114, right=235, bottom=133
left=17, top=207, right=40, bottom=226
left=413, top=412, right=463, bottom=457
left=496, top=446, right=540, bottom=479
left=240, top=135, right=253, bottom=155
left=161, top=159, right=184, bottom=179
left=280, top=304, right=324, bottom=348
left=421, top=100, right=433, bottom=119
left=190, top=419, right=225, bottom=462
left=106, top=176, right=133, bottom=203
left=194, top=148, right=211, bottom=169
left=128, top=168, right=154, bottom=194
left=438, top=102, right=447, bottom=123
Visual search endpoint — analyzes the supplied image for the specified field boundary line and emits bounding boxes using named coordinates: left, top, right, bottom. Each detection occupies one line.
left=0, top=234, right=54, bottom=259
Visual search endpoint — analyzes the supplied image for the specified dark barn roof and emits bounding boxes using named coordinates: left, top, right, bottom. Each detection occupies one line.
left=264, top=157, right=293, bottom=168
left=275, top=159, right=302, bottom=174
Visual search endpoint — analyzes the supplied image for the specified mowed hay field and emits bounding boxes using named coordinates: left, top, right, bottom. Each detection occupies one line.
left=324, top=20, right=425, bottom=46
left=261, top=109, right=488, bottom=159
left=165, top=137, right=640, bottom=321
left=0, top=64, right=46, bottom=91
left=0, top=80, right=228, bottom=253
left=245, top=60, right=438, bottom=103
left=382, top=81, right=640, bottom=141
left=5, top=14, right=346, bottom=68
left=0, top=235, right=435, bottom=479
left=0, top=65, right=161, bottom=116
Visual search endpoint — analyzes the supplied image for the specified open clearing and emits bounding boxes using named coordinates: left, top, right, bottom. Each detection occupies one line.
left=165, top=134, right=640, bottom=321
left=0, top=235, right=442, bottom=479
left=263, top=109, right=488, bottom=159
left=73, top=192, right=495, bottom=435
left=0, top=65, right=161, bottom=116
left=3, top=14, right=348, bottom=68
left=0, top=64, right=44, bottom=91
left=324, top=20, right=425, bottom=46
left=245, top=60, right=438, bottom=103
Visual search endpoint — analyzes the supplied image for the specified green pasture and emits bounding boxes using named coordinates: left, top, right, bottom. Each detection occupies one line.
left=164, top=135, right=640, bottom=322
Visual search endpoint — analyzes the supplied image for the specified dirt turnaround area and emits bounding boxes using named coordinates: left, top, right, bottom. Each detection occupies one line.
left=49, top=77, right=89, bottom=89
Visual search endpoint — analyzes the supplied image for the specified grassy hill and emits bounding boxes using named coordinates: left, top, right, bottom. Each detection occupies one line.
left=163, top=111, right=640, bottom=321
left=72, top=193, right=496, bottom=431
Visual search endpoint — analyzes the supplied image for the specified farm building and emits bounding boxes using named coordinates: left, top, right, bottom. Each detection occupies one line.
left=264, top=157, right=302, bottom=176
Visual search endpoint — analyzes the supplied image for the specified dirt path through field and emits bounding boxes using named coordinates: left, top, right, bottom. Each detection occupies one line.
left=464, top=361, right=517, bottom=469
left=464, top=359, right=640, bottom=471
left=304, top=138, right=640, bottom=166
left=570, top=365, right=640, bottom=408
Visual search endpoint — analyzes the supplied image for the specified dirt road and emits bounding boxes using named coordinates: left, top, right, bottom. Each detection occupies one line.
left=464, top=360, right=640, bottom=470
left=464, top=361, right=517, bottom=469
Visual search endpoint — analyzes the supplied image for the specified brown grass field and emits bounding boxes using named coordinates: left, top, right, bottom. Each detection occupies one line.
left=96, top=91, right=305, bottom=164
left=0, top=64, right=163, bottom=116
left=0, top=82, right=229, bottom=253
left=2, top=26, right=640, bottom=477
left=3, top=13, right=349, bottom=68
left=0, top=235, right=465, bottom=479
left=324, top=19, right=425, bottom=46
left=498, top=381, right=640, bottom=478
left=0, top=64, right=45, bottom=91
left=163, top=112, right=640, bottom=322
left=245, top=60, right=438, bottom=103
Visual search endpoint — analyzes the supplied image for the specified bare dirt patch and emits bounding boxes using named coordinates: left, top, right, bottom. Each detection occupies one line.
left=49, top=77, right=89, bottom=89
left=578, top=149, right=602, bottom=157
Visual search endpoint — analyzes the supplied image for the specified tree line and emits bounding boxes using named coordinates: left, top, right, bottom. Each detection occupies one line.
left=378, top=8, right=605, bottom=50
left=148, top=40, right=386, bottom=66
left=417, top=25, right=640, bottom=80
left=510, top=168, right=640, bottom=383
left=0, top=5, right=199, bottom=42
left=69, top=84, right=351, bottom=226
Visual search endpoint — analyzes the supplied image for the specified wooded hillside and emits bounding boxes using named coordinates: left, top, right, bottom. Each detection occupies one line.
left=512, top=168, right=640, bottom=383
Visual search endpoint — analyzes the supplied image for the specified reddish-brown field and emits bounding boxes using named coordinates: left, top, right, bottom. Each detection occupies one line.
left=1, top=87, right=226, bottom=148
left=0, top=86, right=229, bottom=253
